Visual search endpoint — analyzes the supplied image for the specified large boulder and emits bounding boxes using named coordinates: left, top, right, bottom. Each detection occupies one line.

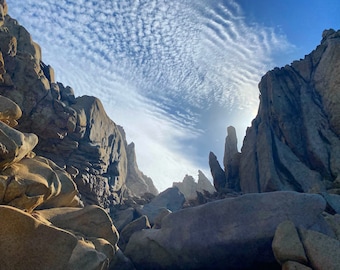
left=136, top=187, right=185, bottom=224
left=125, top=191, right=330, bottom=269
left=0, top=205, right=77, bottom=270
left=0, top=204, right=119, bottom=270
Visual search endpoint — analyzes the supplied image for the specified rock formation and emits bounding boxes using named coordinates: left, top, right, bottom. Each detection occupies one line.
left=0, top=94, right=122, bottom=269
left=173, top=170, right=216, bottom=201
left=210, top=29, right=340, bottom=195
left=119, top=126, right=158, bottom=197
left=125, top=192, right=332, bottom=269
left=0, top=0, right=157, bottom=212
left=223, top=126, right=241, bottom=191
left=238, top=29, right=340, bottom=194
left=1, top=1, right=340, bottom=269
left=208, top=151, right=226, bottom=191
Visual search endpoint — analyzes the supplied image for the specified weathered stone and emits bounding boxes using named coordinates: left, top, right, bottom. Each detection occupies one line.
left=209, top=151, right=226, bottom=191
left=282, top=261, right=312, bottom=270
left=125, top=141, right=158, bottom=197
left=67, top=240, right=109, bottom=270
left=0, top=121, right=38, bottom=170
left=173, top=174, right=198, bottom=201
left=272, top=221, right=308, bottom=265
left=0, top=205, right=77, bottom=270
left=0, top=156, right=81, bottom=212
left=173, top=171, right=215, bottom=202
left=36, top=205, right=119, bottom=247
left=223, top=126, right=241, bottom=190
left=125, top=192, right=328, bottom=270
left=137, top=187, right=185, bottom=224
left=323, top=213, right=340, bottom=240
left=111, top=207, right=136, bottom=232
left=152, top=208, right=171, bottom=229
left=0, top=95, right=22, bottom=127
left=237, top=30, right=340, bottom=194
left=120, top=215, right=150, bottom=250
left=299, top=227, right=340, bottom=270
left=321, top=192, right=340, bottom=214
left=197, top=169, right=216, bottom=194
left=109, top=248, right=136, bottom=270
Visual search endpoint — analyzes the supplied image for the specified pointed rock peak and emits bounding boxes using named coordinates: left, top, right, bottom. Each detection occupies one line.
left=197, top=170, right=216, bottom=194
left=183, top=174, right=196, bottom=184
left=128, top=142, right=135, bottom=149
left=321, top=29, right=337, bottom=42
left=224, top=126, right=238, bottom=158
left=209, top=151, right=226, bottom=192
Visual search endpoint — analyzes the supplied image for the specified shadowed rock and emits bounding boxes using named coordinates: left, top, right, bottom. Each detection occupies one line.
left=209, top=151, right=226, bottom=191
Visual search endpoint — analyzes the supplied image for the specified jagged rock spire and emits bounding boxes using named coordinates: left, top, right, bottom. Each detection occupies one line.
left=223, top=126, right=241, bottom=191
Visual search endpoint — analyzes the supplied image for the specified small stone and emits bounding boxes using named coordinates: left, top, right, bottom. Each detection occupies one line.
left=272, top=220, right=308, bottom=265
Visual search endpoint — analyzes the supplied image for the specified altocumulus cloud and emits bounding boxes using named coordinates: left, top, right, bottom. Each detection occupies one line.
left=7, top=0, right=293, bottom=191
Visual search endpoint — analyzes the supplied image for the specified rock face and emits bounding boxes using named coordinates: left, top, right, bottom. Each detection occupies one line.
left=238, top=29, right=340, bottom=193
left=125, top=192, right=330, bottom=270
left=0, top=2, right=157, bottom=210
left=223, top=126, right=241, bottom=191
left=209, top=151, right=226, bottom=191
left=120, top=126, right=158, bottom=197
left=210, top=29, right=340, bottom=195
left=136, top=187, right=185, bottom=224
left=173, top=170, right=216, bottom=201
left=273, top=220, right=340, bottom=270
left=0, top=93, right=120, bottom=269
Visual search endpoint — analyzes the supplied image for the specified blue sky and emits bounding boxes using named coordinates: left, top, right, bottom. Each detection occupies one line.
left=6, top=0, right=339, bottom=191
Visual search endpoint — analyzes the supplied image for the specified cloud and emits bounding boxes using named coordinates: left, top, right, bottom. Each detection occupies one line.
left=6, top=0, right=293, bottom=190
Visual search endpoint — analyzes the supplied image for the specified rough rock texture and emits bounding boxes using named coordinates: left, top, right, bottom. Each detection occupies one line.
left=0, top=205, right=77, bottom=270
left=125, top=140, right=158, bottom=197
left=273, top=219, right=340, bottom=270
left=209, top=151, right=226, bottom=191
left=136, top=187, right=185, bottom=224
left=0, top=3, right=156, bottom=210
left=125, top=192, right=329, bottom=270
left=299, top=228, right=340, bottom=270
left=197, top=169, right=216, bottom=194
left=272, top=221, right=308, bottom=265
left=237, top=29, right=340, bottom=193
left=173, top=171, right=215, bottom=201
left=223, top=126, right=241, bottom=191
left=0, top=90, right=120, bottom=268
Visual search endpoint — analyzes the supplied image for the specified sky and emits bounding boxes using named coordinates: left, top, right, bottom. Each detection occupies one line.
left=6, top=0, right=340, bottom=191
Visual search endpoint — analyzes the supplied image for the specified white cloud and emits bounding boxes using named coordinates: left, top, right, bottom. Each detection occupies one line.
left=6, top=0, right=293, bottom=190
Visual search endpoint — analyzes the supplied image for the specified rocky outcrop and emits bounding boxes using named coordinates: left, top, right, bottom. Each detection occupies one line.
left=118, top=126, right=158, bottom=198
left=238, top=29, right=340, bottom=194
left=125, top=191, right=332, bottom=269
left=223, top=126, right=241, bottom=191
left=173, top=170, right=216, bottom=201
left=208, top=151, right=226, bottom=191
left=0, top=94, right=120, bottom=269
left=124, top=137, right=158, bottom=197
left=0, top=2, right=156, bottom=210
left=209, top=29, right=340, bottom=195
left=136, top=187, right=185, bottom=224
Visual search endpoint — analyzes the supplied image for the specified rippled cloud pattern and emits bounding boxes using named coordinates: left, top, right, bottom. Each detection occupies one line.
left=7, top=0, right=293, bottom=190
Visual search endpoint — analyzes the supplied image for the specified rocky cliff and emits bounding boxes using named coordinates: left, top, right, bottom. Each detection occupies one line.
left=211, top=29, right=340, bottom=195
left=1, top=1, right=340, bottom=269
left=0, top=1, right=157, bottom=211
